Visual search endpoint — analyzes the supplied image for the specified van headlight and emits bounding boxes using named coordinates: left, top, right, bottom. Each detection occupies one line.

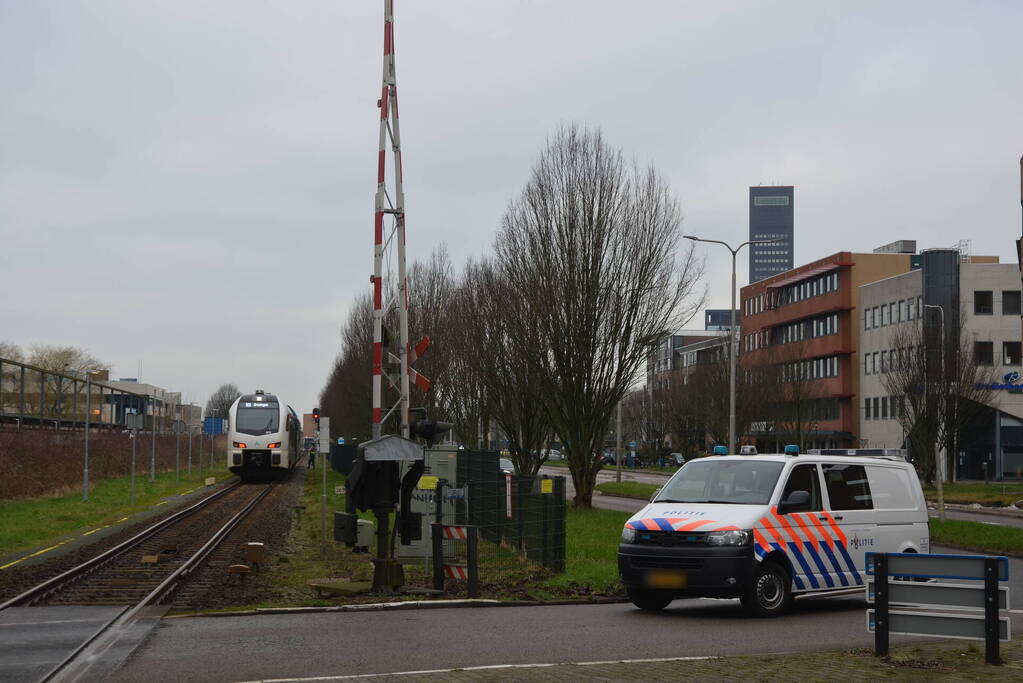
left=621, top=526, right=636, bottom=543
left=706, top=530, right=751, bottom=546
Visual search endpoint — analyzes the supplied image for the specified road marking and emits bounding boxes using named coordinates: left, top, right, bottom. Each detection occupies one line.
left=82, top=525, right=110, bottom=536
left=118, top=517, right=130, bottom=522
left=0, top=618, right=109, bottom=627
left=154, top=500, right=167, bottom=506
left=247, top=655, right=721, bottom=682
left=0, top=540, right=70, bottom=570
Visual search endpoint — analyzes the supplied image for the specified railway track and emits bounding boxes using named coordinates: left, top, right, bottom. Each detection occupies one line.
left=0, top=481, right=277, bottom=681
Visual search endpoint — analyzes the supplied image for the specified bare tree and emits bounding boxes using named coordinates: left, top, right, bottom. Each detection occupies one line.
left=205, top=383, right=240, bottom=419
left=0, top=341, right=25, bottom=362
left=495, top=125, right=705, bottom=506
left=881, top=308, right=997, bottom=484
left=27, top=344, right=108, bottom=377
left=320, top=293, right=374, bottom=442
left=449, top=258, right=552, bottom=474
left=762, top=344, right=827, bottom=452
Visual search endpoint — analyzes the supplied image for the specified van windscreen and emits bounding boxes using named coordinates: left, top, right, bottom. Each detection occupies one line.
left=654, top=460, right=784, bottom=505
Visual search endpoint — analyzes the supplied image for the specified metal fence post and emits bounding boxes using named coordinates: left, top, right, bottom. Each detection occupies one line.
left=432, top=480, right=446, bottom=591
left=984, top=557, right=1001, bottom=665
left=540, top=476, right=550, bottom=569
left=467, top=525, right=479, bottom=598
left=874, top=553, right=889, bottom=657
left=130, top=429, right=137, bottom=505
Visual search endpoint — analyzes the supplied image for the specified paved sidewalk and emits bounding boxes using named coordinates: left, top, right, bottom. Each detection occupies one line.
left=267, top=640, right=1023, bottom=682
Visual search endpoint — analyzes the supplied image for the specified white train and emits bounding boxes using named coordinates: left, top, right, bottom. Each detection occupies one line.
left=227, top=390, right=300, bottom=482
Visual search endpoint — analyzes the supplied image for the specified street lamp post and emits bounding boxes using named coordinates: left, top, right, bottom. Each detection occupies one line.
left=684, top=235, right=781, bottom=454
left=923, top=303, right=947, bottom=522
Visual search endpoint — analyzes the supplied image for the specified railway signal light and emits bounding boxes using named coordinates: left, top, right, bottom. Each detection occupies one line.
left=312, top=408, right=321, bottom=428
left=409, top=407, right=452, bottom=447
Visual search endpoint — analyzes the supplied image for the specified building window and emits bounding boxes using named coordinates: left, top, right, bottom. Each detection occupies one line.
left=881, top=397, right=888, bottom=419
left=865, top=397, right=872, bottom=420
left=1003, top=291, right=1021, bottom=316
left=754, top=196, right=790, bottom=206
left=873, top=397, right=880, bottom=420
left=1004, top=342, right=1022, bottom=366
left=974, top=341, right=994, bottom=365
left=907, top=298, right=915, bottom=320
left=880, top=350, right=887, bottom=373
left=864, top=352, right=871, bottom=375
left=872, top=351, right=879, bottom=373
left=975, top=291, right=993, bottom=315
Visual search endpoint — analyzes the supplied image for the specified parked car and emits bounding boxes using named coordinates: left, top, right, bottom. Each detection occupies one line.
left=667, top=452, right=685, bottom=466
left=544, top=449, right=564, bottom=460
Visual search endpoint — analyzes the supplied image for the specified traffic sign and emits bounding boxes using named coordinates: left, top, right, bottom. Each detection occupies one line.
left=318, top=417, right=331, bottom=453
left=203, top=417, right=225, bottom=435
left=628, top=441, right=638, bottom=449
left=172, top=420, right=186, bottom=434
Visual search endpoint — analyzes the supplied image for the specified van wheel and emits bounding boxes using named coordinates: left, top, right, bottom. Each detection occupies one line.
left=628, top=588, right=673, bottom=612
left=741, top=561, right=792, bottom=617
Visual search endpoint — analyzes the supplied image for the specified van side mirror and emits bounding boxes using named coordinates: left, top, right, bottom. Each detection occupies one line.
left=649, top=487, right=661, bottom=502
left=778, top=490, right=810, bottom=515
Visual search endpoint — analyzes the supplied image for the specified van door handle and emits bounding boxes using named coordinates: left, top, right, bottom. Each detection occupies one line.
left=820, top=515, right=843, bottom=521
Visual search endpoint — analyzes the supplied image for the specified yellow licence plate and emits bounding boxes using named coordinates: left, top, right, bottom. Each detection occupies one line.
left=646, top=570, right=687, bottom=589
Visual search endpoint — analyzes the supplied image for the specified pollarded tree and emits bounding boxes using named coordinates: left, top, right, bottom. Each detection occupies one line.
left=495, top=125, right=705, bottom=506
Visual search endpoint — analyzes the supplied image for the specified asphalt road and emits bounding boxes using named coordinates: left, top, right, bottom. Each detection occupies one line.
left=108, top=558, right=1023, bottom=683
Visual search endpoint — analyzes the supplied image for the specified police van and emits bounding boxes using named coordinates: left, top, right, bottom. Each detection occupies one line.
left=618, top=447, right=929, bottom=617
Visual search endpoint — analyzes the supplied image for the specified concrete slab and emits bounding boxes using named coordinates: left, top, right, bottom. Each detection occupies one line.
left=0, top=605, right=126, bottom=682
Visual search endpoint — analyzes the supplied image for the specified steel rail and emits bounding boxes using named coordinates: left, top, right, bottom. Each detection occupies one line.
left=39, top=483, right=276, bottom=683
left=0, top=480, right=242, bottom=611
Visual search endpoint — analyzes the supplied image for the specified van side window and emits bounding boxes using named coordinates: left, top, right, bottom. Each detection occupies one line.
left=865, top=466, right=915, bottom=510
left=781, top=464, right=822, bottom=510
left=822, top=464, right=873, bottom=510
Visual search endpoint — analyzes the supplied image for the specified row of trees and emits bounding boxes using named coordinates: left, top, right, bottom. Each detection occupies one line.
left=319, top=124, right=999, bottom=503
left=321, top=125, right=705, bottom=506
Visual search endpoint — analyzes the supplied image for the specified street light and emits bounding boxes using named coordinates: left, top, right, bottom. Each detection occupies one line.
left=684, top=235, right=781, bottom=454
left=923, top=303, right=947, bottom=522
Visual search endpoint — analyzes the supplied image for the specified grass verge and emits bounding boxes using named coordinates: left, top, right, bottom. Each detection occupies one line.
left=929, top=517, right=1023, bottom=556
left=923, top=482, right=1023, bottom=506
left=257, top=465, right=631, bottom=605
left=0, top=465, right=233, bottom=556
left=595, top=481, right=659, bottom=500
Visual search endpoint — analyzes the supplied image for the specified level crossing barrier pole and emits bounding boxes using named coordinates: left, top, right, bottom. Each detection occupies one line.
left=175, top=429, right=180, bottom=484
left=985, top=557, right=1000, bottom=665
left=188, top=429, right=192, bottom=475
left=873, top=553, right=889, bottom=657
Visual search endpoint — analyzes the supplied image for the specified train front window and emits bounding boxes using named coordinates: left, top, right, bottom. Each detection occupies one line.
left=236, top=402, right=280, bottom=435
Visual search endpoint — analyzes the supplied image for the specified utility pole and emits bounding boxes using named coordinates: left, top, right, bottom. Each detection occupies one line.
left=371, top=0, right=411, bottom=440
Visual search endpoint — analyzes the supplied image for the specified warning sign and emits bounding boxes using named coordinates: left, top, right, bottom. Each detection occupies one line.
left=541, top=479, right=553, bottom=494
left=418, top=475, right=439, bottom=490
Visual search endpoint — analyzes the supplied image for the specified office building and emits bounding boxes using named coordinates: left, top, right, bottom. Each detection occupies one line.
left=704, top=309, right=741, bottom=331
left=860, top=251, right=1020, bottom=479
left=749, top=186, right=794, bottom=283
left=739, top=249, right=920, bottom=449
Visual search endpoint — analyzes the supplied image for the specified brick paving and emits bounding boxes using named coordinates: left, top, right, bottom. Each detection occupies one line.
left=332, top=640, right=1023, bottom=682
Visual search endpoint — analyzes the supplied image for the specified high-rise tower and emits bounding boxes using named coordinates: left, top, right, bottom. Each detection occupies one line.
left=748, top=185, right=794, bottom=283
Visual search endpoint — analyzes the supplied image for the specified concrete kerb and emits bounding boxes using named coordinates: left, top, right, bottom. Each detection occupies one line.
left=169, top=596, right=631, bottom=619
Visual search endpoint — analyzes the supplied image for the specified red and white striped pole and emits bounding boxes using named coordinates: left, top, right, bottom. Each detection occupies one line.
left=372, top=0, right=411, bottom=439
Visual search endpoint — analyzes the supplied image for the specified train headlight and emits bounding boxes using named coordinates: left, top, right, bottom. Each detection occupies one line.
left=233, top=441, right=247, bottom=449
left=267, top=442, right=281, bottom=449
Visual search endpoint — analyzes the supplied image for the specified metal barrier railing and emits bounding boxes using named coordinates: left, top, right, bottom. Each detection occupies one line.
left=0, top=356, right=168, bottom=431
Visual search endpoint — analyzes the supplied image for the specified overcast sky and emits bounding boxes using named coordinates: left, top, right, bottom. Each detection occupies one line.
left=2, top=1, right=1021, bottom=415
